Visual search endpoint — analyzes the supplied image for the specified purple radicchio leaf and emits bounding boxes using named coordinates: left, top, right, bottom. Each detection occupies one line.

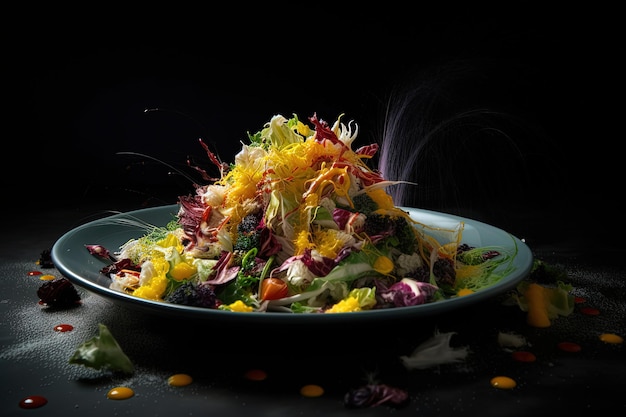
left=379, top=278, right=439, bottom=307
left=344, top=383, right=409, bottom=408
left=85, top=244, right=116, bottom=262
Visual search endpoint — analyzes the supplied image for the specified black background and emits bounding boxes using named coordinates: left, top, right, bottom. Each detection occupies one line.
left=7, top=5, right=619, bottom=248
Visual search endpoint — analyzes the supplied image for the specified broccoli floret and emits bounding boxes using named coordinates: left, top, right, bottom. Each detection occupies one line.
left=352, top=193, right=379, bottom=214
left=39, top=248, right=55, bottom=268
left=432, top=258, right=456, bottom=289
left=238, top=212, right=262, bottom=233
left=363, top=213, right=419, bottom=254
left=530, top=259, right=569, bottom=284
left=234, top=232, right=261, bottom=252
left=234, top=212, right=263, bottom=252
left=363, top=213, right=389, bottom=235
left=164, top=281, right=219, bottom=308
left=392, top=216, right=420, bottom=254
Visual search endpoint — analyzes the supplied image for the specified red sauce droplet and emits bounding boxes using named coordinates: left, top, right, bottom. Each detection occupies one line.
left=574, top=296, right=586, bottom=303
left=580, top=307, right=600, bottom=316
left=19, top=395, right=48, bottom=409
left=27, top=271, right=43, bottom=276
left=511, top=351, right=537, bottom=362
left=54, top=324, right=74, bottom=332
left=244, top=369, right=268, bottom=381
left=557, top=341, right=581, bottom=352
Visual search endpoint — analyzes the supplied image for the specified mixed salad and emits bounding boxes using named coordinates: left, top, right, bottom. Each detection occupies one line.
left=88, top=113, right=518, bottom=313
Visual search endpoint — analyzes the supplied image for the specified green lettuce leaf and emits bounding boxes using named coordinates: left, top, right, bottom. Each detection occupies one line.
left=68, top=323, right=134, bottom=374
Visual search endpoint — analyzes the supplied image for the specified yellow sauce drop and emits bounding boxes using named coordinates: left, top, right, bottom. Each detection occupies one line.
left=244, top=369, right=268, bottom=381
left=168, top=373, right=193, bottom=387
left=490, top=376, right=517, bottom=389
left=300, top=384, right=324, bottom=397
left=107, top=386, right=134, bottom=400
left=39, top=274, right=56, bottom=281
left=457, top=288, right=474, bottom=297
left=599, top=333, right=624, bottom=344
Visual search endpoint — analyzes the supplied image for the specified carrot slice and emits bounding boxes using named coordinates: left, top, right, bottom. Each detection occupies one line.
left=525, top=283, right=551, bottom=328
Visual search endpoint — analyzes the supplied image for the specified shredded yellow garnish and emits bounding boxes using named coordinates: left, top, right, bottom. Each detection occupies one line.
left=366, top=188, right=395, bottom=210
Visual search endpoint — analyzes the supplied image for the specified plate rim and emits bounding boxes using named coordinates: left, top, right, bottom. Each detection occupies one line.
left=51, top=204, right=533, bottom=324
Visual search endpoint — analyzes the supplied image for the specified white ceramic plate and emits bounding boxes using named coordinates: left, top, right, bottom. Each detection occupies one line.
left=51, top=204, right=533, bottom=324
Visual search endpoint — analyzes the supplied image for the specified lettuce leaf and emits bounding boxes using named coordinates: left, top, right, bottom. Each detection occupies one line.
left=68, top=323, right=134, bottom=374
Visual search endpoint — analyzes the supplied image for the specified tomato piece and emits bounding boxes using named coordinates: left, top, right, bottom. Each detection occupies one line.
left=260, top=277, right=288, bottom=301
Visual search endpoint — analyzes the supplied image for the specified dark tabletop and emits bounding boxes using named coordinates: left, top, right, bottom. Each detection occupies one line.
left=2, top=195, right=624, bottom=416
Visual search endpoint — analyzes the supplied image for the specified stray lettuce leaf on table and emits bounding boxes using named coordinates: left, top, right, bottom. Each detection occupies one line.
left=69, top=323, right=134, bottom=374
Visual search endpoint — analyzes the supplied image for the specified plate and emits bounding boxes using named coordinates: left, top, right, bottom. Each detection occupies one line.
left=51, top=204, right=533, bottom=324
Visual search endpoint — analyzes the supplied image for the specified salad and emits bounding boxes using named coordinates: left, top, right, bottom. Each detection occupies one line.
left=89, top=113, right=518, bottom=313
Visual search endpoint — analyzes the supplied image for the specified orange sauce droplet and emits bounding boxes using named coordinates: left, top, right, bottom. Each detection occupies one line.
left=557, top=342, right=581, bottom=352
left=511, top=351, right=536, bottom=362
left=300, top=384, right=324, bottom=397
left=19, top=395, right=48, bottom=409
left=39, top=274, right=56, bottom=281
left=168, top=373, right=193, bottom=387
left=599, top=333, right=623, bottom=344
left=244, top=369, right=268, bottom=381
left=54, top=324, right=74, bottom=332
left=27, top=271, right=43, bottom=276
left=490, top=376, right=517, bottom=389
left=107, top=386, right=134, bottom=400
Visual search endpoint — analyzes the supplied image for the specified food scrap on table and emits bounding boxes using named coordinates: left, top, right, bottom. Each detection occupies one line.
left=507, top=260, right=575, bottom=328
left=37, top=277, right=81, bottom=308
left=68, top=323, right=135, bottom=374
left=497, top=331, right=529, bottom=350
left=400, top=329, right=470, bottom=370
left=38, top=249, right=55, bottom=268
left=344, top=382, right=409, bottom=409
